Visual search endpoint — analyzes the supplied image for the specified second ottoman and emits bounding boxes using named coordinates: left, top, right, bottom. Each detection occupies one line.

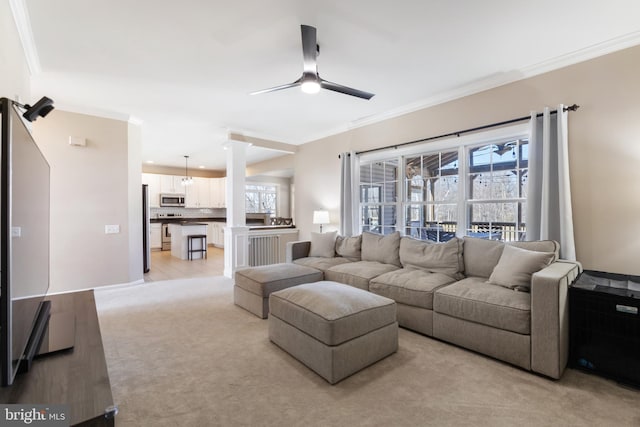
left=234, top=263, right=323, bottom=318
left=269, top=281, right=398, bottom=384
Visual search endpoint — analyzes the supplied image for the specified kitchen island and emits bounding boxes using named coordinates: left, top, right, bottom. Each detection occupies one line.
left=169, top=222, right=208, bottom=260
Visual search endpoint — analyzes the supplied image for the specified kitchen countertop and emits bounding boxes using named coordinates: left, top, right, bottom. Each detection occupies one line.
left=151, top=217, right=226, bottom=223
left=248, top=225, right=296, bottom=230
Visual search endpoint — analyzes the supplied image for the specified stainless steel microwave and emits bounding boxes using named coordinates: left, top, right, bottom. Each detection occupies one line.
left=160, top=193, right=185, bottom=207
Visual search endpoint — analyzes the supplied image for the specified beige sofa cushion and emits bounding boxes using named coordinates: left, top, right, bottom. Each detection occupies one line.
left=335, top=234, right=362, bottom=261
left=361, top=231, right=402, bottom=267
left=400, top=237, right=463, bottom=279
left=462, top=237, right=504, bottom=278
left=489, top=245, right=555, bottom=292
left=308, top=231, right=338, bottom=258
left=293, top=256, right=351, bottom=274
left=370, top=267, right=457, bottom=310
left=433, top=277, right=531, bottom=335
left=510, top=240, right=559, bottom=261
left=325, top=261, right=400, bottom=290
left=463, top=237, right=560, bottom=278
left=269, top=281, right=396, bottom=346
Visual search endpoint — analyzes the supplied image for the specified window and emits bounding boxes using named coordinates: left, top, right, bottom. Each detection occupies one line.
left=467, top=140, right=528, bottom=241
left=359, top=159, right=398, bottom=235
left=404, top=151, right=459, bottom=242
left=245, top=184, right=277, bottom=216
left=357, top=125, right=529, bottom=242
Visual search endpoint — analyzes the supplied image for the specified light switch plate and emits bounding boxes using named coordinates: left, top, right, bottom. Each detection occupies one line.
left=105, top=225, right=120, bottom=234
left=11, top=227, right=21, bottom=237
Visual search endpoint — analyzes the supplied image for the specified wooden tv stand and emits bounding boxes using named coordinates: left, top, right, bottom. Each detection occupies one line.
left=0, top=290, right=116, bottom=426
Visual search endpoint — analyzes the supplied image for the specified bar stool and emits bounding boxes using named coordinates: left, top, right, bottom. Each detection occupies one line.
left=187, top=234, right=207, bottom=260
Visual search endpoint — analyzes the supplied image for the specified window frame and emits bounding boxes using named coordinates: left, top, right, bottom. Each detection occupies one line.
left=356, top=123, right=529, bottom=240
left=245, top=183, right=279, bottom=217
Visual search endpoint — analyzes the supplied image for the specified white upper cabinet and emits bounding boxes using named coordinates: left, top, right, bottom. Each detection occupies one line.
left=142, top=173, right=226, bottom=208
left=159, top=175, right=185, bottom=194
left=210, top=177, right=226, bottom=208
left=185, top=177, right=212, bottom=208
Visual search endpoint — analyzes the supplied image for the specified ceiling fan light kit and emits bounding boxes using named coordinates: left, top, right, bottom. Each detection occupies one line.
left=252, top=25, right=374, bottom=100
left=300, top=73, right=321, bottom=94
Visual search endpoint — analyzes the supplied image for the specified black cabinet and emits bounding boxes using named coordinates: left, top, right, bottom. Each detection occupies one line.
left=569, top=271, right=640, bottom=387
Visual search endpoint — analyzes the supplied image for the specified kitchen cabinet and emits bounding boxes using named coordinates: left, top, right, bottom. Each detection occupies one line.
left=150, top=223, right=162, bottom=249
left=210, top=177, right=226, bottom=208
left=208, top=222, right=225, bottom=248
left=159, top=175, right=185, bottom=194
left=142, top=173, right=161, bottom=207
left=206, top=222, right=214, bottom=246
left=185, top=177, right=212, bottom=208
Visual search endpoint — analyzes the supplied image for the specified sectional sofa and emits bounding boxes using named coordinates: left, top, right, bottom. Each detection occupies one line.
left=286, top=231, right=582, bottom=379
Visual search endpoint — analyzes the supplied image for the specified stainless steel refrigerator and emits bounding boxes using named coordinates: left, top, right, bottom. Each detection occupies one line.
left=142, top=184, right=151, bottom=273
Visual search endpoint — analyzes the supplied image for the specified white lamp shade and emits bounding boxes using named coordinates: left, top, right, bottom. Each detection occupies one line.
left=313, top=210, right=330, bottom=225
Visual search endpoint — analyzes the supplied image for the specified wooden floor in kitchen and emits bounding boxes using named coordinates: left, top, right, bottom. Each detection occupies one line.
left=143, top=247, right=225, bottom=282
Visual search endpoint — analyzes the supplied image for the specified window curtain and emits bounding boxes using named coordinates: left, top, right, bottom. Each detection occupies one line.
left=525, top=105, right=576, bottom=260
left=339, top=151, right=358, bottom=236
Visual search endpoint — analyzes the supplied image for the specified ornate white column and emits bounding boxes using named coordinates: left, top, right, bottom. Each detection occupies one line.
left=223, top=140, right=251, bottom=278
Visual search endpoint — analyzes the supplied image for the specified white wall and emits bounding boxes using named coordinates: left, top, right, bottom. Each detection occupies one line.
left=127, top=122, right=143, bottom=282
left=294, top=45, right=640, bottom=275
left=0, top=1, right=30, bottom=102
left=33, top=110, right=141, bottom=292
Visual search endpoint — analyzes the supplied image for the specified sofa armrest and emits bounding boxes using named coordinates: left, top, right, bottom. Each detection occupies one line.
left=530, top=259, right=582, bottom=379
left=286, top=240, right=311, bottom=263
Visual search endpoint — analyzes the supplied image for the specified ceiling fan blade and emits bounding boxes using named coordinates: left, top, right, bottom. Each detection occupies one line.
left=301, top=25, right=318, bottom=74
left=250, top=78, right=301, bottom=95
left=320, top=79, right=375, bottom=100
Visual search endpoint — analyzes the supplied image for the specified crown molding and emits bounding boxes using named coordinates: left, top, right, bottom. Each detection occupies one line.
left=299, top=31, right=640, bottom=145
left=519, top=30, right=640, bottom=79
left=9, top=0, right=41, bottom=75
left=53, top=103, right=133, bottom=123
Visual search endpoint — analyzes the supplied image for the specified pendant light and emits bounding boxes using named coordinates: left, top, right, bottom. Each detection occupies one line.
left=182, top=155, right=193, bottom=186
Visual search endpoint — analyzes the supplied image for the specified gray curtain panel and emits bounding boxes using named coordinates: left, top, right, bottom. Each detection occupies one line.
left=526, top=106, right=576, bottom=260
left=340, top=152, right=358, bottom=236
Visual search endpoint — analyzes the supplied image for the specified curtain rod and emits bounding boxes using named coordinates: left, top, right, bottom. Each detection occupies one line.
left=352, top=104, right=579, bottom=157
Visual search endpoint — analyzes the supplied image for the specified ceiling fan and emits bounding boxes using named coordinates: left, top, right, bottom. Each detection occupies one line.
left=251, top=25, right=375, bottom=100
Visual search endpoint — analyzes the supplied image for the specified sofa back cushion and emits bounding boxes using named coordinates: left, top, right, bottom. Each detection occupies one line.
left=488, top=245, right=555, bottom=292
left=335, top=234, right=362, bottom=261
left=308, top=231, right=337, bottom=258
left=463, top=236, right=560, bottom=278
left=400, top=237, right=464, bottom=279
left=510, top=240, right=559, bottom=261
left=463, top=237, right=505, bottom=278
left=361, top=231, right=401, bottom=267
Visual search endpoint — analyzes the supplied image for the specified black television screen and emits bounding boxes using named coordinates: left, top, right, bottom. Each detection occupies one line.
left=0, top=98, right=51, bottom=386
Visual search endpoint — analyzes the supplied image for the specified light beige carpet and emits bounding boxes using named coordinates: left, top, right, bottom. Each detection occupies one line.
left=95, top=277, right=639, bottom=427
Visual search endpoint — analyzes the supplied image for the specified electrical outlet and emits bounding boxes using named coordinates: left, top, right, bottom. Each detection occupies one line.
left=105, top=225, right=120, bottom=234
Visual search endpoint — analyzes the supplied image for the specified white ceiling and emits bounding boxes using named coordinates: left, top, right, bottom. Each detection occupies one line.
left=13, top=0, right=640, bottom=170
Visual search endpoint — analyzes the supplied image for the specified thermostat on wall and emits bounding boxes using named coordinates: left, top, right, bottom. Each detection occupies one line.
left=69, top=136, right=86, bottom=147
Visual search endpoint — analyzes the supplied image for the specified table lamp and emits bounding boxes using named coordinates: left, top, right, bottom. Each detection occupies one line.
left=313, top=210, right=330, bottom=233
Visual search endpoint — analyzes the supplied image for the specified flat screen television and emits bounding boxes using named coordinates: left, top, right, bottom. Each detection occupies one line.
left=0, top=97, right=51, bottom=386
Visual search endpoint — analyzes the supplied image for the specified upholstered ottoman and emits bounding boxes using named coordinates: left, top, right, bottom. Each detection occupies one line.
left=269, top=281, right=398, bottom=384
left=234, top=263, right=323, bottom=318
